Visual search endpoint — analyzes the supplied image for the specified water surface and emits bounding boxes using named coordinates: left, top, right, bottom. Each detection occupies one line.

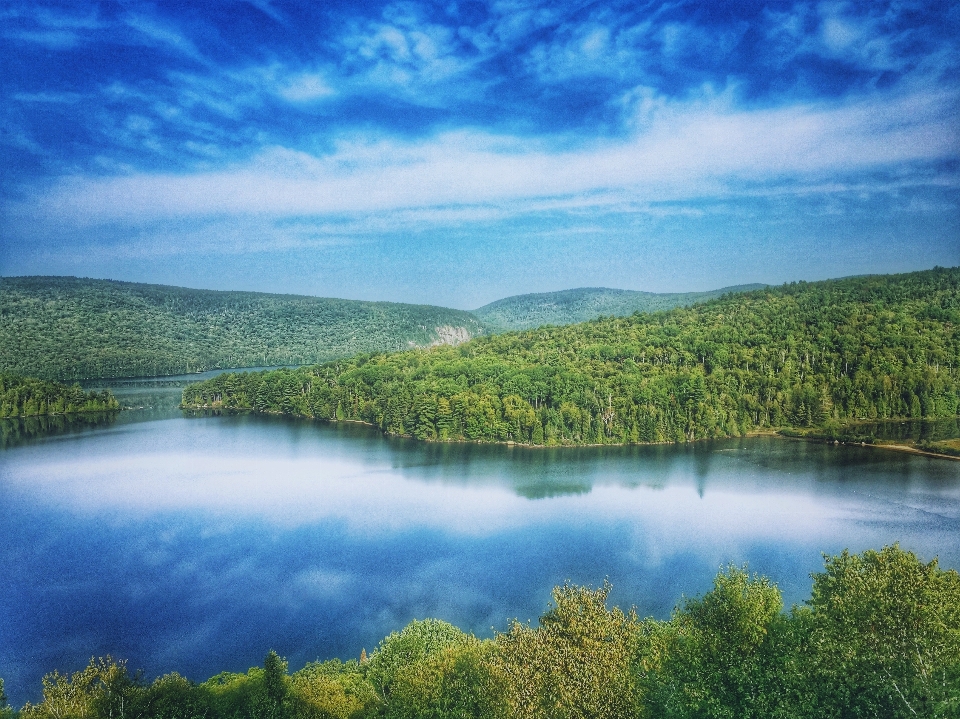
left=1, top=374, right=958, bottom=704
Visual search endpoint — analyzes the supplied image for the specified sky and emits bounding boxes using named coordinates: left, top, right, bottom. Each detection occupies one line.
left=1, top=0, right=958, bottom=308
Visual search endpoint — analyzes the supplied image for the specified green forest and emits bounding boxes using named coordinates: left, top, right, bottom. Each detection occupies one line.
left=182, top=267, right=960, bottom=446
left=6, top=546, right=958, bottom=719
left=0, top=277, right=485, bottom=381
left=472, top=284, right=765, bottom=331
left=0, top=374, right=119, bottom=418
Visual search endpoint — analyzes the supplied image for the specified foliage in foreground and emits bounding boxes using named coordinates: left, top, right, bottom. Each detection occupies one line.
left=11, top=546, right=960, bottom=719
left=183, top=268, right=960, bottom=445
left=0, top=374, right=119, bottom=418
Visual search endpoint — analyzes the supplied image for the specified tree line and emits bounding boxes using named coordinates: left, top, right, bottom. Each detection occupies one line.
left=7, top=545, right=959, bottom=719
left=0, top=374, right=119, bottom=418
left=182, top=267, right=960, bottom=446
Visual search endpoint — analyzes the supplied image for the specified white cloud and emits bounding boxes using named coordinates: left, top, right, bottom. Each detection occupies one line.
left=242, top=0, right=284, bottom=23
left=815, top=3, right=904, bottom=72
left=27, top=86, right=958, bottom=224
left=278, top=73, right=336, bottom=102
left=7, top=29, right=79, bottom=48
left=2, top=6, right=104, bottom=48
left=767, top=2, right=955, bottom=77
left=12, top=91, right=83, bottom=103
left=125, top=15, right=205, bottom=62
left=334, top=7, right=484, bottom=103
left=525, top=11, right=749, bottom=85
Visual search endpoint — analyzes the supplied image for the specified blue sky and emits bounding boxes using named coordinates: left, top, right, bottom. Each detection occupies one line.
left=1, top=0, right=957, bottom=307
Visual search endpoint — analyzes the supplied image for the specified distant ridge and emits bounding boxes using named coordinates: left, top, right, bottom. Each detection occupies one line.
left=472, top=284, right=767, bottom=331
left=0, top=276, right=486, bottom=381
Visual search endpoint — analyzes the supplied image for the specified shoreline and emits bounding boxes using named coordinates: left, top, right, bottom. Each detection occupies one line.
left=180, top=405, right=960, bottom=460
left=1, top=407, right=121, bottom=420
left=773, top=433, right=960, bottom=462
left=865, top=442, right=960, bottom=462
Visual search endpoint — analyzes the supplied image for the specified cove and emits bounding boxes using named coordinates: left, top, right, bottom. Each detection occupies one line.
left=1, top=373, right=958, bottom=705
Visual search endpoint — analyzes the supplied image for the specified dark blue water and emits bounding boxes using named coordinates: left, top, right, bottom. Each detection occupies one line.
left=1, top=375, right=958, bottom=705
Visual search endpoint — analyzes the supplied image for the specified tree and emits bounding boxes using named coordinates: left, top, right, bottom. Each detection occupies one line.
left=182, top=268, right=960, bottom=449
left=133, top=673, right=212, bottom=719
left=493, top=582, right=643, bottom=719
left=365, top=619, right=470, bottom=705
left=20, top=657, right=140, bottom=719
left=382, top=640, right=506, bottom=719
left=289, top=659, right=375, bottom=719
left=0, top=677, right=11, bottom=719
left=644, top=566, right=788, bottom=719
left=263, top=651, right=289, bottom=719
left=805, top=544, right=960, bottom=718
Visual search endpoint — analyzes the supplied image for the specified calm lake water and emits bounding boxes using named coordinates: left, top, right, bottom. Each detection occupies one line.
left=2, top=372, right=959, bottom=704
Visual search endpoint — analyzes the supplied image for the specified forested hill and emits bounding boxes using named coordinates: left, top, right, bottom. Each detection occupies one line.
left=183, top=267, right=960, bottom=445
left=472, top=284, right=766, bottom=331
left=0, top=277, right=486, bottom=381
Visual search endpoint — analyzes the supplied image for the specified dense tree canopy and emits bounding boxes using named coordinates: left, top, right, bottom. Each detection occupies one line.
left=0, top=277, right=485, bottom=381
left=183, top=268, right=960, bottom=445
left=0, top=374, right=118, bottom=418
left=11, top=546, right=959, bottom=719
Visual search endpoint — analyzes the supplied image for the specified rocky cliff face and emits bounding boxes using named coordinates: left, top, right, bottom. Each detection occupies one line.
left=429, top=325, right=473, bottom=346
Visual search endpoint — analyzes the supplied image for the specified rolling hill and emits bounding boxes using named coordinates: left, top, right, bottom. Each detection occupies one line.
left=471, top=284, right=766, bottom=331
left=183, top=268, right=960, bottom=446
left=0, top=277, right=486, bottom=380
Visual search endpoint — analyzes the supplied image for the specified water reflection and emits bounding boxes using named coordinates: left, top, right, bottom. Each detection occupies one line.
left=842, top=417, right=960, bottom=442
left=0, top=412, right=119, bottom=449
left=1, top=379, right=959, bottom=707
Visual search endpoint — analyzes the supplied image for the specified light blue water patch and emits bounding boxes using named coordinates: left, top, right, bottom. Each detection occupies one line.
left=1, top=400, right=958, bottom=705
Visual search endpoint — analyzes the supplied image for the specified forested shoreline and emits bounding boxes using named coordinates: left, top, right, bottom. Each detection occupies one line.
left=5, top=545, right=957, bottom=719
left=182, top=268, right=960, bottom=446
left=0, top=375, right=119, bottom=418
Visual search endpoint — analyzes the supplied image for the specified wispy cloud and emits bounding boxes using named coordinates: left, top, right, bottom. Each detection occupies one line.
left=765, top=1, right=959, bottom=83
left=28, top=86, right=957, bottom=223
left=241, top=0, right=285, bottom=24
left=2, top=0, right=957, bottom=296
left=277, top=72, right=336, bottom=102
left=11, top=91, right=83, bottom=103
left=336, top=6, right=483, bottom=104
left=6, top=29, right=79, bottom=48
left=124, top=14, right=206, bottom=63
left=1, top=5, right=104, bottom=48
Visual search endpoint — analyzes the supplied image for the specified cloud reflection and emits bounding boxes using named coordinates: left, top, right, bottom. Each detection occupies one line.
left=4, top=417, right=954, bottom=549
left=2, top=416, right=958, bottom=706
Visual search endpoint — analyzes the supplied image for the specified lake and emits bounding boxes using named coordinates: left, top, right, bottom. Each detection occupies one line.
left=1, top=372, right=958, bottom=704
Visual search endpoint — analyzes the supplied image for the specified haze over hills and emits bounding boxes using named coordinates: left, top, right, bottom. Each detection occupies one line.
left=472, top=284, right=767, bottom=331
left=0, top=276, right=486, bottom=381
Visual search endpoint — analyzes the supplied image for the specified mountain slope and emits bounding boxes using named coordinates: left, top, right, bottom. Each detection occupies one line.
left=183, top=268, right=960, bottom=446
left=472, top=284, right=766, bottom=331
left=0, top=277, right=486, bottom=380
